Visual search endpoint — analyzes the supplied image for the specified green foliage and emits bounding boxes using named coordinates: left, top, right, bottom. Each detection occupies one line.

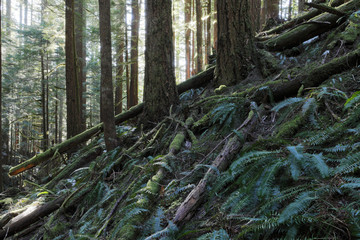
left=196, top=229, right=231, bottom=240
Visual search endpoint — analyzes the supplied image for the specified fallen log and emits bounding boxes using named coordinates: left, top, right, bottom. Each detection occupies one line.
left=0, top=196, right=66, bottom=239
left=8, top=67, right=215, bottom=177
left=264, top=0, right=359, bottom=51
left=252, top=47, right=360, bottom=102
left=304, top=2, right=346, bottom=16
left=173, top=111, right=257, bottom=225
left=256, top=0, right=344, bottom=37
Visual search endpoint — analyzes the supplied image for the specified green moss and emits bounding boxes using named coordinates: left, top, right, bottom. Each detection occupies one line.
left=276, top=115, right=305, bottom=138
left=193, top=113, right=212, bottom=131
left=341, top=24, right=360, bottom=44
left=169, top=133, right=185, bottom=152
left=185, top=117, right=195, bottom=127
left=247, top=137, right=291, bottom=151
left=214, top=85, right=227, bottom=94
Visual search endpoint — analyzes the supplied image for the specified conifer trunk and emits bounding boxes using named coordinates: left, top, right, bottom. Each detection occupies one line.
left=143, top=0, right=179, bottom=124
left=99, top=0, right=117, bottom=151
left=195, top=0, right=203, bottom=73
left=185, top=0, right=191, bottom=79
left=0, top=0, right=2, bottom=192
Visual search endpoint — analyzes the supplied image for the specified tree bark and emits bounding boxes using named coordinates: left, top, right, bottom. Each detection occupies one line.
left=205, top=0, right=212, bottom=64
left=185, top=0, right=191, bottom=79
left=99, top=0, right=117, bottom=151
left=195, top=0, right=203, bottom=73
left=129, top=0, right=140, bottom=109
left=65, top=0, right=82, bottom=139
left=215, top=0, right=255, bottom=86
left=0, top=0, right=2, bottom=192
left=143, top=0, right=179, bottom=124
left=250, top=0, right=261, bottom=32
left=264, top=0, right=358, bottom=51
left=299, top=0, right=305, bottom=12
left=115, top=0, right=126, bottom=115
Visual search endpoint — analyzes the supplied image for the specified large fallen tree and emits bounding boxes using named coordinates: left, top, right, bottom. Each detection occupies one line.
left=264, top=0, right=360, bottom=51
left=8, top=66, right=215, bottom=177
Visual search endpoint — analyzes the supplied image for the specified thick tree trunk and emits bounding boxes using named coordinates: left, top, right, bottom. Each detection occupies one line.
left=299, top=0, right=305, bottom=12
left=195, top=0, right=203, bottom=73
left=205, top=0, right=211, bottom=64
left=264, top=0, right=358, bottom=51
left=250, top=0, right=261, bottom=32
left=215, top=0, right=255, bottom=86
left=185, top=0, right=191, bottom=79
left=129, top=0, right=140, bottom=109
left=99, top=0, right=117, bottom=151
left=143, top=0, right=179, bottom=124
left=0, top=0, right=2, bottom=192
left=65, top=0, right=82, bottom=138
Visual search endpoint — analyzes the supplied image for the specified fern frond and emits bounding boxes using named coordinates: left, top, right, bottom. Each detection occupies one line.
left=144, top=221, right=178, bottom=240
left=309, top=153, right=329, bottom=178
left=335, top=152, right=360, bottom=175
left=196, top=229, right=230, bottom=240
left=272, top=97, right=304, bottom=113
left=278, top=191, right=318, bottom=223
left=324, top=144, right=351, bottom=153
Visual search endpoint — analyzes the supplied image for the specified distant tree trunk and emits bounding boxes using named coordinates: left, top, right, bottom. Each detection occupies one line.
left=143, top=0, right=179, bottom=124
left=265, top=0, right=280, bottom=20
left=185, top=0, right=191, bottom=79
left=115, top=0, right=126, bottom=115
left=99, top=0, right=117, bottom=151
left=59, top=90, right=63, bottom=143
left=54, top=88, right=58, bottom=144
left=298, top=0, right=305, bottom=12
left=65, top=0, right=82, bottom=139
left=0, top=0, right=3, bottom=192
left=6, top=0, right=10, bottom=38
left=19, top=2, right=22, bottom=29
left=125, top=25, right=130, bottom=109
left=24, top=0, right=28, bottom=25
left=40, top=52, right=48, bottom=150
left=288, top=0, right=292, bottom=20
left=129, top=0, right=140, bottom=109
left=213, top=0, right=217, bottom=51
left=215, top=0, right=255, bottom=86
left=205, top=0, right=211, bottom=65
left=75, top=0, right=86, bottom=132
left=195, top=0, right=203, bottom=73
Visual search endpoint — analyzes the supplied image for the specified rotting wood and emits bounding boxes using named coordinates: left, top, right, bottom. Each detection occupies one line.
left=173, top=111, right=257, bottom=225
left=264, top=0, right=359, bottom=51
left=8, top=66, right=215, bottom=177
left=0, top=196, right=66, bottom=239
left=256, top=0, right=344, bottom=37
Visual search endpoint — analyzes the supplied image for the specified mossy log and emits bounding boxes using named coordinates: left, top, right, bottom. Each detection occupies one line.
left=252, top=47, right=360, bottom=102
left=257, top=0, right=344, bottom=37
left=173, top=112, right=257, bottom=225
left=8, top=67, right=215, bottom=177
left=264, top=0, right=359, bottom=51
left=0, top=196, right=66, bottom=239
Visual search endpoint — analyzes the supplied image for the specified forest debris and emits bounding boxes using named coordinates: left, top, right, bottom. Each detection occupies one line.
left=305, top=2, right=346, bottom=16
left=8, top=67, right=215, bottom=177
left=256, top=0, right=344, bottom=37
left=173, top=111, right=257, bottom=225
left=0, top=196, right=66, bottom=239
left=264, top=0, right=359, bottom=51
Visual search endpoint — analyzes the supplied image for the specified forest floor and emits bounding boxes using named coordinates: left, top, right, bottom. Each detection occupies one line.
left=1, top=3, right=360, bottom=240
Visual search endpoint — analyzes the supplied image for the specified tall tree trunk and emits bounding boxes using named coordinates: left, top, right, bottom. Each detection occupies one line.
left=0, top=0, right=3, bottom=192
left=265, top=0, right=280, bottom=20
left=213, top=0, right=217, bottom=51
left=185, top=0, right=191, bottom=79
left=24, top=0, right=28, bottom=25
left=215, top=0, right=255, bottom=86
left=143, top=0, right=179, bottom=124
left=125, top=23, right=130, bottom=109
left=99, top=0, right=117, bottom=151
left=65, top=0, right=82, bottom=139
left=195, top=0, right=203, bottom=73
left=40, top=52, right=48, bottom=150
left=55, top=88, right=58, bottom=144
left=205, top=0, right=211, bottom=65
left=115, top=0, right=126, bottom=115
left=59, top=89, right=63, bottom=143
left=75, top=0, right=86, bottom=132
left=6, top=0, right=10, bottom=37
left=129, top=0, right=140, bottom=109
left=288, top=0, right=292, bottom=20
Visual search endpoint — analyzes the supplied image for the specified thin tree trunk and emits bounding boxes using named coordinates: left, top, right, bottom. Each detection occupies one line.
left=41, top=52, right=48, bottom=150
left=129, top=0, right=140, bottom=109
left=75, top=0, right=86, bottom=132
left=115, top=0, right=126, bottom=115
left=205, top=0, right=211, bottom=64
left=125, top=24, right=130, bottom=109
left=24, top=0, right=28, bottom=25
left=195, top=0, right=203, bottom=73
left=0, top=0, right=2, bottom=192
left=99, top=0, right=117, bottom=151
left=185, top=0, right=191, bottom=79
left=55, top=88, right=58, bottom=144
left=288, top=0, right=292, bottom=19
left=213, top=0, right=217, bottom=51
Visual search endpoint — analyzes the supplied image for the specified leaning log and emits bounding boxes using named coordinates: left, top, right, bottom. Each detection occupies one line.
left=256, top=0, right=344, bottom=37
left=264, top=0, right=359, bottom=51
left=0, top=196, right=66, bottom=239
left=8, top=67, right=215, bottom=177
left=252, top=47, right=360, bottom=103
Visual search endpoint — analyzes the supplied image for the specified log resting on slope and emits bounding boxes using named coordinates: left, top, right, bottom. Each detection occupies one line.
left=8, top=66, right=215, bottom=176
left=264, top=0, right=360, bottom=51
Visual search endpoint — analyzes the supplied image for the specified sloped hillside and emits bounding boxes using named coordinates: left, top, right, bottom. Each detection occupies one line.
left=1, top=2, right=360, bottom=240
